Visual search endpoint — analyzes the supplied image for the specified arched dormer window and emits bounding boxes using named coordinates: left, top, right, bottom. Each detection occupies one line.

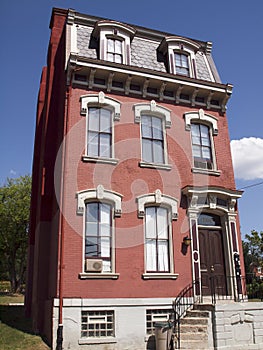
left=93, top=20, right=136, bottom=65
left=158, top=36, right=201, bottom=78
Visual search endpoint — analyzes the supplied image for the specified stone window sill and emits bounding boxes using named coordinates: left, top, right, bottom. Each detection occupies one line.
left=82, top=155, right=119, bottom=165
left=192, top=167, right=221, bottom=176
left=79, top=273, right=119, bottom=279
left=79, top=337, right=117, bottom=345
left=142, top=273, right=179, bottom=280
left=139, top=162, right=172, bottom=171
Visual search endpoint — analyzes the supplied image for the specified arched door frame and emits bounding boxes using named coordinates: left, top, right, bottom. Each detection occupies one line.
left=182, top=186, right=243, bottom=299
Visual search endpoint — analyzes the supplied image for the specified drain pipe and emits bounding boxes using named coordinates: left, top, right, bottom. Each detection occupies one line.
left=56, top=79, right=71, bottom=350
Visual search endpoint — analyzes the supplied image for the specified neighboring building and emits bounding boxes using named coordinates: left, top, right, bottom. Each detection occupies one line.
left=26, top=8, right=247, bottom=350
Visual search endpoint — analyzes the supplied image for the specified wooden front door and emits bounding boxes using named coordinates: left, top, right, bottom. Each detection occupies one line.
left=199, top=229, right=226, bottom=296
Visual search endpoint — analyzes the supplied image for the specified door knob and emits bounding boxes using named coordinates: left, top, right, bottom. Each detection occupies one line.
left=211, top=265, right=215, bottom=272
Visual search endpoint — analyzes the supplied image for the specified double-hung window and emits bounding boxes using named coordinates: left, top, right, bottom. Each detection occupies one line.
left=137, top=190, right=178, bottom=279
left=184, top=109, right=219, bottom=175
left=85, top=202, right=112, bottom=272
left=107, top=38, right=123, bottom=63
left=191, top=123, right=212, bottom=169
left=87, top=107, right=112, bottom=158
left=77, top=185, right=122, bottom=278
left=141, top=115, right=164, bottom=164
left=174, top=53, right=190, bottom=77
left=145, top=207, right=169, bottom=272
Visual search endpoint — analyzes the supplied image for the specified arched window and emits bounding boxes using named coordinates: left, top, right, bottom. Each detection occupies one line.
left=137, top=190, right=178, bottom=279
left=134, top=100, right=171, bottom=170
left=77, top=185, right=122, bottom=278
left=80, top=92, right=121, bottom=164
left=184, top=109, right=220, bottom=175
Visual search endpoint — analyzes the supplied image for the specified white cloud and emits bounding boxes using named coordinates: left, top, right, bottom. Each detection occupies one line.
left=230, top=137, right=263, bottom=180
left=9, top=169, right=17, bottom=176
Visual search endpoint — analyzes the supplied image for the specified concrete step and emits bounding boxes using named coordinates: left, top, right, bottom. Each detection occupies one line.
left=193, top=303, right=214, bottom=312
left=186, top=309, right=210, bottom=318
left=180, top=339, right=211, bottom=349
left=180, top=317, right=208, bottom=325
left=180, top=331, right=208, bottom=341
left=180, top=324, right=207, bottom=333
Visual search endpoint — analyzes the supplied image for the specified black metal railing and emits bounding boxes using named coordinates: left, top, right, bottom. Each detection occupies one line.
left=172, top=280, right=200, bottom=349
left=172, top=275, right=263, bottom=349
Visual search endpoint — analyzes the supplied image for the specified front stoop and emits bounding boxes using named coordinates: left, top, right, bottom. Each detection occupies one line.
left=179, top=307, right=214, bottom=350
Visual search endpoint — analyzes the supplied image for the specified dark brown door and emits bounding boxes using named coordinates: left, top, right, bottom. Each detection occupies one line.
left=199, top=229, right=226, bottom=296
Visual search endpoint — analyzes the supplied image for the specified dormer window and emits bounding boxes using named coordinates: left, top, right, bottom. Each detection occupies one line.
left=174, top=52, right=190, bottom=77
left=107, top=38, right=123, bottom=63
left=93, top=20, right=136, bottom=65
left=159, top=36, right=201, bottom=78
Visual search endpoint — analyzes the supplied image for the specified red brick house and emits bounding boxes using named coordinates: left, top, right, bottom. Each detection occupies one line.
left=26, top=8, right=245, bottom=349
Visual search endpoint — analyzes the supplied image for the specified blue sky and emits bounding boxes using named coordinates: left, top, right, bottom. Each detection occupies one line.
left=0, top=0, right=262, bottom=237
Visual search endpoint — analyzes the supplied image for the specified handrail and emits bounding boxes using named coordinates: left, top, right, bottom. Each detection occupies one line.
left=172, top=280, right=200, bottom=349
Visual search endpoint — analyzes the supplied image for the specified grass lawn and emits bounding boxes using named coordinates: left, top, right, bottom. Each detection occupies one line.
left=0, top=293, right=50, bottom=350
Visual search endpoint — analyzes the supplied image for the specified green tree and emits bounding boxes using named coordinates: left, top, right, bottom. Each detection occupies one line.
left=242, top=230, right=263, bottom=274
left=0, top=175, right=31, bottom=293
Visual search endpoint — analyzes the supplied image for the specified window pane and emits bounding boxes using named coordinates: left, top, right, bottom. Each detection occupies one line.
left=86, top=203, right=98, bottom=222
left=152, top=117, right=163, bottom=140
left=86, top=222, right=98, bottom=236
left=101, top=204, right=111, bottom=224
left=157, top=208, right=168, bottom=239
left=86, top=237, right=99, bottom=256
left=175, top=54, right=181, bottom=65
left=201, top=136, right=210, bottom=147
left=202, top=146, right=211, bottom=160
left=107, top=53, right=114, bottom=62
left=142, top=139, right=153, bottom=162
left=107, top=39, right=114, bottom=52
left=145, top=207, right=156, bottom=238
left=100, top=223, right=111, bottom=237
left=153, top=140, right=164, bottom=163
left=101, top=237, right=110, bottom=257
left=146, top=240, right=157, bottom=271
left=158, top=241, right=169, bottom=271
left=192, top=145, right=201, bottom=158
left=100, top=109, right=111, bottom=132
left=89, top=108, right=100, bottom=131
left=103, top=260, right=111, bottom=272
left=99, top=134, right=111, bottom=157
left=200, top=124, right=209, bottom=138
left=88, top=132, right=99, bottom=157
left=141, top=116, right=152, bottom=138
left=192, top=136, right=201, bottom=145
left=177, top=67, right=188, bottom=76
left=115, top=54, right=123, bottom=63
left=191, top=124, right=200, bottom=136
left=115, top=40, right=122, bottom=54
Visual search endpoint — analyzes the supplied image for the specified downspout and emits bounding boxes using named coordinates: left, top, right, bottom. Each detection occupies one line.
left=56, top=78, right=72, bottom=350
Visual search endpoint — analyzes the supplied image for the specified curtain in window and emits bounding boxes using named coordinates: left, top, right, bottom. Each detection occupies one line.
left=145, top=207, right=169, bottom=272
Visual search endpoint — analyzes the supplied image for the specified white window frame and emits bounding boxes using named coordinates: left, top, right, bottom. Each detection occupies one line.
left=137, top=189, right=178, bottom=279
left=158, top=36, right=201, bottom=78
left=134, top=100, right=172, bottom=170
left=80, top=91, right=121, bottom=164
left=93, top=21, right=136, bottom=65
left=184, top=109, right=220, bottom=176
left=77, top=185, right=122, bottom=279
